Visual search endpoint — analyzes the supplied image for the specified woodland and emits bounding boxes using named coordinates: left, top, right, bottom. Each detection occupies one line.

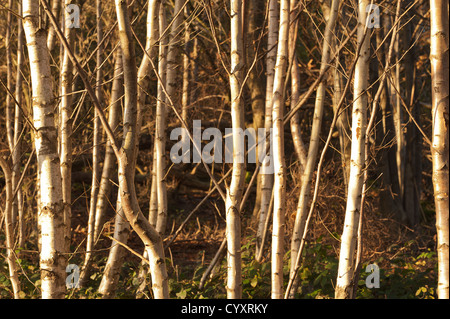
left=0, top=0, right=448, bottom=299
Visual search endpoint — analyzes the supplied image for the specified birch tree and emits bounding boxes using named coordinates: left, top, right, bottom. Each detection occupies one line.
left=60, top=0, right=76, bottom=256
left=255, top=0, right=278, bottom=262
left=271, top=0, right=289, bottom=299
left=23, top=0, right=66, bottom=299
left=114, top=0, right=169, bottom=298
left=226, top=0, right=245, bottom=299
left=80, top=0, right=103, bottom=286
left=289, top=0, right=340, bottom=297
left=335, top=0, right=370, bottom=299
left=0, top=156, right=21, bottom=298
left=430, top=0, right=449, bottom=299
left=13, top=0, right=26, bottom=248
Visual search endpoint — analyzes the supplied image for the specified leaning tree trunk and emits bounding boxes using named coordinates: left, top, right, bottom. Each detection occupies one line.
left=335, top=0, right=370, bottom=299
left=430, top=0, right=449, bottom=299
left=23, top=0, right=66, bottom=299
left=114, top=0, right=169, bottom=299
left=226, top=0, right=246, bottom=299
left=289, top=0, right=307, bottom=171
left=271, top=0, right=289, bottom=299
left=289, top=0, right=339, bottom=297
left=93, top=48, right=124, bottom=241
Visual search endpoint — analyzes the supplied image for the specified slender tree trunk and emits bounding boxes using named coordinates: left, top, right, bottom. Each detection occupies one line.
left=141, top=0, right=160, bottom=230
left=47, top=0, right=61, bottom=51
left=155, top=3, right=169, bottom=235
left=289, top=0, right=339, bottom=297
left=335, top=0, right=370, bottom=299
left=23, top=0, right=66, bottom=299
left=14, top=0, right=26, bottom=248
left=331, top=9, right=351, bottom=188
left=93, top=49, right=123, bottom=241
left=6, top=0, right=14, bottom=167
left=166, top=0, right=184, bottom=107
left=98, top=197, right=130, bottom=298
left=247, top=0, right=266, bottom=221
left=114, top=0, right=169, bottom=299
left=430, top=0, right=449, bottom=299
left=289, top=0, right=307, bottom=171
left=271, top=0, right=289, bottom=299
left=60, top=0, right=75, bottom=257
left=226, top=0, right=245, bottom=299
left=255, top=0, right=278, bottom=262
left=0, top=156, right=21, bottom=298
left=80, top=0, right=103, bottom=286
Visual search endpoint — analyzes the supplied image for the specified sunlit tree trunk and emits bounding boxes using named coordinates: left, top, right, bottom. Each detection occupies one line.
left=60, top=0, right=75, bottom=257
left=81, top=0, right=103, bottom=286
left=0, top=156, right=21, bottom=298
left=5, top=0, right=14, bottom=167
left=93, top=49, right=123, bottom=241
left=430, top=0, right=449, bottom=299
left=166, top=0, right=184, bottom=107
left=335, top=0, right=370, bottom=299
left=23, top=0, right=66, bottom=299
left=289, top=0, right=307, bottom=171
left=114, top=0, right=169, bottom=299
left=47, top=0, right=61, bottom=51
left=226, top=0, right=245, bottom=299
left=98, top=197, right=130, bottom=298
left=289, top=0, right=339, bottom=297
left=14, top=0, right=26, bottom=248
left=271, top=0, right=289, bottom=299
left=255, top=0, right=278, bottom=262
left=155, top=3, right=169, bottom=235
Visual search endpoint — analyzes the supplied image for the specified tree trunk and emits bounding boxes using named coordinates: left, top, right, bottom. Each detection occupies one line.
left=14, top=0, right=26, bottom=248
left=81, top=0, right=103, bottom=286
left=289, top=0, right=339, bottom=297
left=93, top=48, right=123, bottom=241
left=114, top=0, right=169, bottom=299
left=46, top=0, right=61, bottom=51
left=0, top=156, right=21, bottom=298
left=247, top=0, right=266, bottom=222
left=289, top=0, right=307, bottom=171
left=226, top=0, right=245, bottom=299
left=430, top=0, right=449, bottom=299
left=60, top=0, right=75, bottom=257
left=155, top=3, right=169, bottom=235
left=335, top=0, right=370, bottom=299
left=271, top=0, right=289, bottom=299
left=255, top=0, right=278, bottom=262
left=23, top=0, right=66, bottom=299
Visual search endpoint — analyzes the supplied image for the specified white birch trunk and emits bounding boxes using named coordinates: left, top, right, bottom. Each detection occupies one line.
left=255, top=0, right=278, bottom=262
left=226, top=0, right=245, bottom=299
left=335, top=0, right=370, bottom=299
left=0, top=156, right=21, bottom=298
left=271, top=0, right=289, bottom=299
left=289, top=0, right=339, bottom=296
left=23, top=0, right=66, bottom=299
left=93, top=48, right=123, bottom=241
left=60, top=0, right=75, bottom=256
left=155, top=3, right=169, bottom=235
left=430, top=0, right=449, bottom=299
